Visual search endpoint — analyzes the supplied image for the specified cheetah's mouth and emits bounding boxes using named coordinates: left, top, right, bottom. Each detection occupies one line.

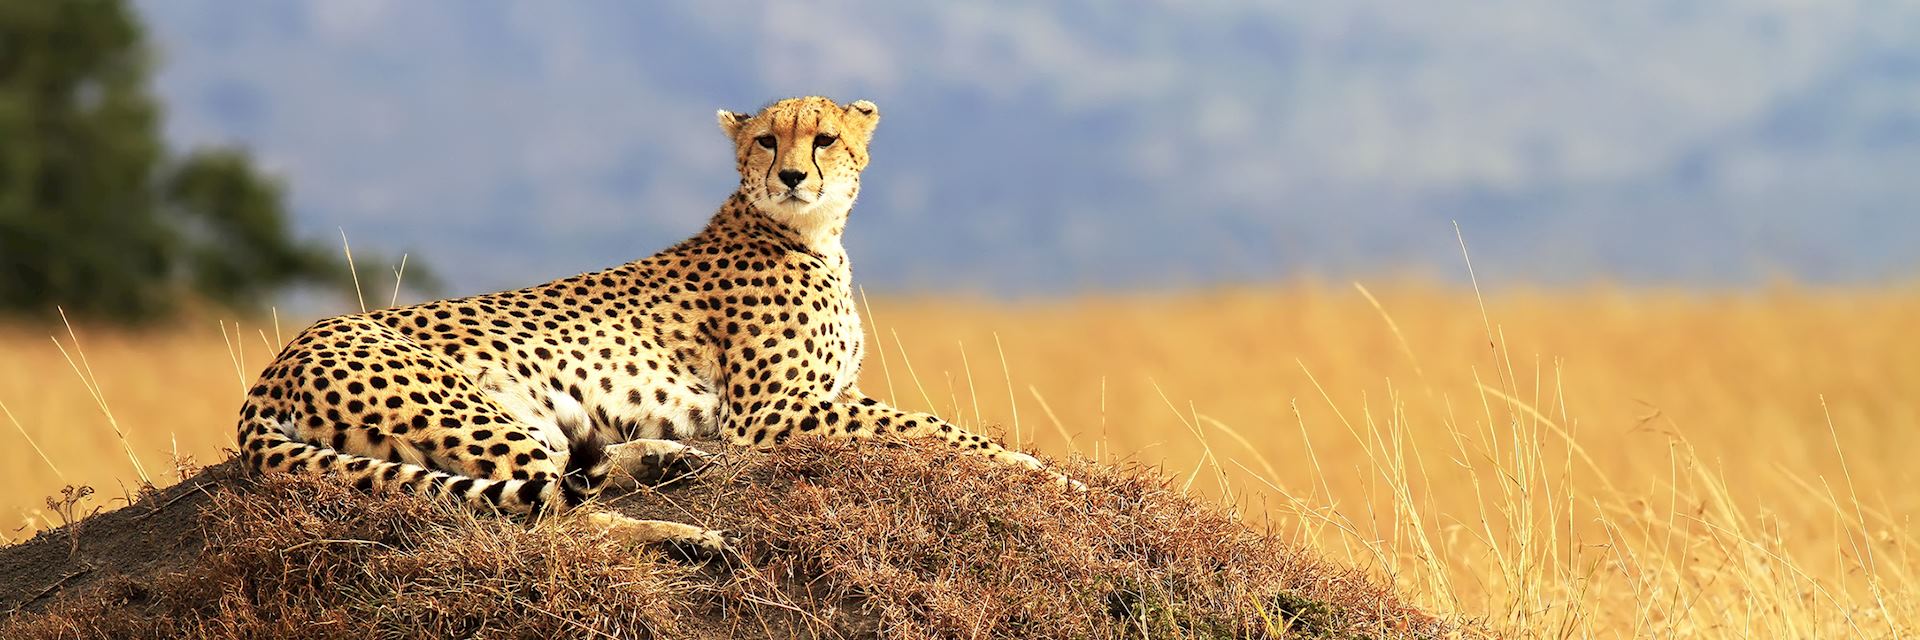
left=780, top=189, right=815, bottom=205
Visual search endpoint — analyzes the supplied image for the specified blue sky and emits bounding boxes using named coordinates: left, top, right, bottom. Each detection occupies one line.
left=133, top=1, right=1920, bottom=295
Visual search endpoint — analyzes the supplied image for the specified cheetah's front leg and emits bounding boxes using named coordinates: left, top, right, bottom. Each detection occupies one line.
left=583, top=511, right=736, bottom=561
left=744, top=389, right=1083, bottom=490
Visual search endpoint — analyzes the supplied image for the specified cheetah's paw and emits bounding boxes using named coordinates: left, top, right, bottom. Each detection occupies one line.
left=608, top=439, right=716, bottom=488
left=999, top=450, right=1087, bottom=491
left=659, top=527, right=740, bottom=565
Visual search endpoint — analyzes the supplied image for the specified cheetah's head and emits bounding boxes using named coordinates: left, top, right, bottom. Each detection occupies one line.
left=717, top=97, right=879, bottom=224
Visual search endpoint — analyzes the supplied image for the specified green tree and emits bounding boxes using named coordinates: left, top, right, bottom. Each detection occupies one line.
left=0, top=0, right=373, bottom=322
left=160, top=148, right=355, bottom=312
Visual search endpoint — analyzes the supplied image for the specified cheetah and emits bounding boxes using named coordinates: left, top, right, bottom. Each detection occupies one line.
left=237, top=96, right=1073, bottom=557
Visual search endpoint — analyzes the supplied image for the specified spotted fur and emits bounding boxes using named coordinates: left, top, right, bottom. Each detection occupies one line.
left=237, top=97, right=1070, bottom=554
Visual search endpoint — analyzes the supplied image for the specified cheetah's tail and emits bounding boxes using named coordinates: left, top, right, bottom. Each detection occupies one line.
left=236, top=418, right=608, bottom=519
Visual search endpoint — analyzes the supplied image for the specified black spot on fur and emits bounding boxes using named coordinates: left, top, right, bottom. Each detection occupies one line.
left=516, top=479, right=548, bottom=507
left=480, top=479, right=509, bottom=505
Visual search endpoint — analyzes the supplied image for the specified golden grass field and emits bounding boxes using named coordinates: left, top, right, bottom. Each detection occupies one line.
left=3, top=282, right=1916, bottom=637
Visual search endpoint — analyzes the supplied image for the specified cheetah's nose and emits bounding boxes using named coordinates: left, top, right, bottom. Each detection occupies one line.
left=778, top=170, right=806, bottom=188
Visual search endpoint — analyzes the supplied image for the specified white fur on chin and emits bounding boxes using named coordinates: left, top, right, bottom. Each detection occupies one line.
left=760, top=195, right=852, bottom=254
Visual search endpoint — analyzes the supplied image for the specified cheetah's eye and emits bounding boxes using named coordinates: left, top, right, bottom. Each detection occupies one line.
left=813, top=134, right=838, bottom=148
left=754, top=135, right=776, bottom=149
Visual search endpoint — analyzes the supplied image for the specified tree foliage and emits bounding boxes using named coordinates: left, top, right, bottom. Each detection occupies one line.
left=0, top=0, right=362, bottom=322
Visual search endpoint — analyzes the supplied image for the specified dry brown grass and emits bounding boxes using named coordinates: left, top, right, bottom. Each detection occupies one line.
left=2, top=440, right=1442, bottom=639
left=3, top=282, right=1917, bottom=637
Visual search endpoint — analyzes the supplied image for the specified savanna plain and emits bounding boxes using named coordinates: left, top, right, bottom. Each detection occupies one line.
left=2, top=280, right=1915, bottom=638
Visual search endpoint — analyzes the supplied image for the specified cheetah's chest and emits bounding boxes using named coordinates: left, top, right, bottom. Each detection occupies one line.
left=824, top=306, right=863, bottom=400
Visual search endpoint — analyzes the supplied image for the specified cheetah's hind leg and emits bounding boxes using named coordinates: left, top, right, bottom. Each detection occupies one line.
left=603, top=439, right=715, bottom=489
left=583, top=512, right=737, bottom=562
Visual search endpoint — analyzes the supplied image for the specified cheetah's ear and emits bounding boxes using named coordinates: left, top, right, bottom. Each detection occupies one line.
left=716, top=109, right=751, bottom=138
left=843, top=100, right=880, bottom=138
